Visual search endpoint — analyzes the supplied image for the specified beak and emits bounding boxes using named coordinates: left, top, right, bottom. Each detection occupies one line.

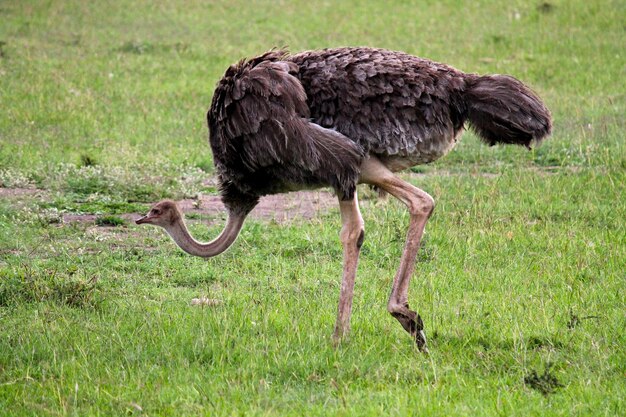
left=135, top=215, right=149, bottom=225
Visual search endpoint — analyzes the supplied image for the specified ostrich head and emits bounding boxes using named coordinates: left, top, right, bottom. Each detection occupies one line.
left=135, top=200, right=182, bottom=228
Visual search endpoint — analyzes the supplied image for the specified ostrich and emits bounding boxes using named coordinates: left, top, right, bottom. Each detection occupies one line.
left=136, top=47, right=551, bottom=352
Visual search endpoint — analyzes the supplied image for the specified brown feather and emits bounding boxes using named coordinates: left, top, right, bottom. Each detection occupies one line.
left=207, top=47, right=552, bottom=210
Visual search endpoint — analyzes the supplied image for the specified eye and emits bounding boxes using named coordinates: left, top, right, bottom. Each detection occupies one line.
left=151, top=209, right=161, bottom=215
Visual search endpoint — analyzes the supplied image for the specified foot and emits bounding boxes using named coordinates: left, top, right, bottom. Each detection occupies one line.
left=390, top=308, right=428, bottom=353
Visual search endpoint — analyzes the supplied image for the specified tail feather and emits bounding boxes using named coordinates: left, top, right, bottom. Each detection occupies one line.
left=464, top=75, right=552, bottom=148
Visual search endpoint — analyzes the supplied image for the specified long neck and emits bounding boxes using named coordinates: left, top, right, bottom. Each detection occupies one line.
left=164, top=212, right=246, bottom=258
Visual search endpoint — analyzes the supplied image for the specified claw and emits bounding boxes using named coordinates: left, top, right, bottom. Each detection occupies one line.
left=414, top=314, right=429, bottom=353
left=415, top=329, right=428, bottom=353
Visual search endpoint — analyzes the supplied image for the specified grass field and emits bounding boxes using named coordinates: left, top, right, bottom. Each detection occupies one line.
left=1, top=0, right=625, bottom=415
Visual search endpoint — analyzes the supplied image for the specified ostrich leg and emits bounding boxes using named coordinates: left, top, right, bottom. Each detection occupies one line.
left=333, top=193, right=365, bottom=344
left=360, top=157, right=434, bottom=352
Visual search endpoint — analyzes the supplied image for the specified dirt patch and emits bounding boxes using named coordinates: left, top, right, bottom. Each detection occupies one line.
left=62, top=214, right=98, bottom=223
left=57, top=190, right=341, bottom=224
left=0, top=187, right=44, bottom=197
left=179, top=190, right=340, bottom=221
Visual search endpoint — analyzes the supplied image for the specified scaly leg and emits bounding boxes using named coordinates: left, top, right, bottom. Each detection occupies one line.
left=332, top=193, right=365, bottom=344
left=360, top=157, right=434, bottom=352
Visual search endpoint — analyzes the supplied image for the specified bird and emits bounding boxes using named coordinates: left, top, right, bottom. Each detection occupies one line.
left=136, top=47, right=552, bottom=352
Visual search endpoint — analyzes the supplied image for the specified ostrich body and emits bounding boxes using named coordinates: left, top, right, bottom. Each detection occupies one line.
left=137, top=47, right=551, bottom=351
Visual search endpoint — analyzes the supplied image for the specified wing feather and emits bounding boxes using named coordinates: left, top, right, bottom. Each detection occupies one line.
left=208, top=52, right=364, bottom=201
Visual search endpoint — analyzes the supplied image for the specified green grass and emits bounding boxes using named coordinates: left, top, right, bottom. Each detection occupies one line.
left=0, top=0, right=625, bottom=415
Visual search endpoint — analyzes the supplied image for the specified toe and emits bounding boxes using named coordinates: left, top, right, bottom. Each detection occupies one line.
left=415, top=328, right=428, bottom=353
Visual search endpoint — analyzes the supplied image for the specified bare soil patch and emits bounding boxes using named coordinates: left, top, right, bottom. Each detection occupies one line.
left=0, top=187, right=341, bottom=224
left=178, top=190, right=339, bottom=221
left=0, top=187, right=44, bottom=197
left=58, top=190, right=341, bottom=224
